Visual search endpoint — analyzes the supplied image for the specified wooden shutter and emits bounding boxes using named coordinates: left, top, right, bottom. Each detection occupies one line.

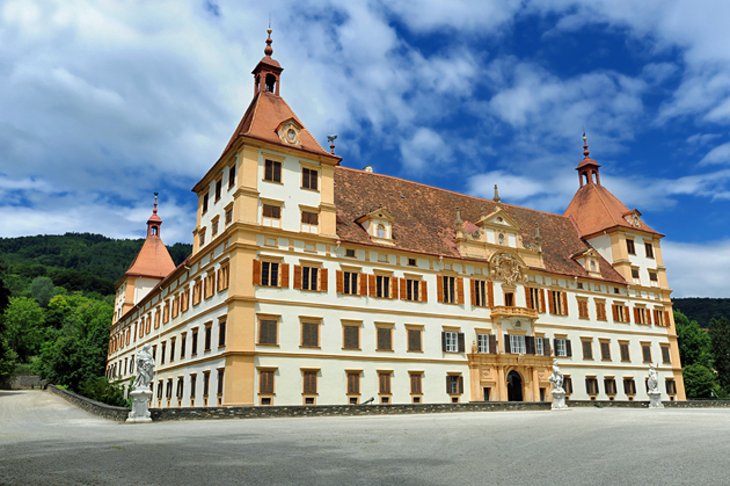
left=420, top=280, right=428, bottom=302
left=539, top=289, right=546, bottom=312
left=504, top=334, right=511, bottom=353
left=552, top=338, right=558, bottom=355
left=646, top=309, right=652, bottom=325
left=633, top=308, right=639, bottom=324
left=543, top=338, right=551, bottom=357
left=524, top=287, right=532, bottom=309
left=293, top=265, right=302, bottom=290
left=436, top=276, right=444, bottom=303
left=368, top=275, right=376, bottom=297
left=548, top=291, right=556, bottom=314
left=441, top=332, right=447, bottom=352
left=489, top=334, right=497, bottom=354
left=280, top=263, right=289, bottom=288
left=470, top=279, right=477, bottom=306
left=359, top=273, right=367, bottom=296
left=391, top=277, right=399, bottom=299
left=336, top=271, right=344, bottom=293
left=525, top=336, right=535, bottom=355
left=561, top=292, right=568, bottom=316
left=456, top=278, right=465, bottom=304
left=320, top=268, right=328, bottom=292
left=458, top=376, right=464, bottom=394
left=612, top=305, right=618, bottom=321
left=400, top=278, right=407, bottom=301
left=664, top=311, right=670, bottom=327
left=252, top=259, right=261, bottom=285
left=566, top=339, right=572, bottom=357
left=487, top=280, right=494, bottom=308
left=458, top=333, right=465, bottom=352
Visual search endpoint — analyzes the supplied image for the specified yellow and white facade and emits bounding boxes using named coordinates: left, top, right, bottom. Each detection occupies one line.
left=106, top=33, right=685, bottom=407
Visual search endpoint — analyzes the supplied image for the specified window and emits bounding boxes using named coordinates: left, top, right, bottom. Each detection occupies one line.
left=160, top=341, right=166, bottom=365
left=581, top=339, right=593, bottom=360
left=564, top=375, right=573, bottom=395
left=526, top=287, right=543, bottom=312
left=345, top=248, right=356, bottom=258
left=301, top=266, right=320, bottom=291
left=205, top=273, right=215, bottom=299
left=654, top=308, right=667, bottom=326
left=577, top=299, right=589, bottom=319
left=376, top=224, right=386, bottom=239
left=192, top=279, right=202, bottom=306
left=260, top=261, right=280, bottom=287
left=661, top=344, right=671, bottom=364
left=343, top=323, right=360, bottom=350
left=228, top=164, right=236, bottom=189
left=203, top=371, right=210, bottom=398
left=631, top=267, right=640, bottom=279
left=215, top=178, right=222, bottom=202
left=346, top=371, right=360, bottom=396
left=612, top=302, right=629, bottom=323
left=404, top=278, right=421, bottom=301
left=600, top=340, right=611, bottom=361
left=641, top=343, right=652, bottom=363
left=189, top=373, right=196, bottom=400
left=635, top=306, right=650, bottom=325
left=508, top=334, right=526, bottom=354
left=407, top=327, right=423, bottom=352
left=301, top=210, right=319, bottom=233
left=442, top=331, right=464, bottom=353
left=218, top=262, right=230, bottom=291
left=548, top=290, right=568, bottom=316
left=504, top=292, right=514, bottom=306
left=376, top=326, right=393, bottom=351
left=225, top=205, right=233, bottom=226
left=198, top=228, right=206, bottom=247
left=262, top=204, right=281, bottom=227
left=264, top=159, right=282, bottom=182
left=375, top=275, right=390, bottom=298
left=644, top=242, right=654, bottom=258
left=585, top=377, right=599, bottom=396
left=378, top=371, right=392, bottom=396
left=441, top=276, right=457, bottom=304
left=303, top=370, right=317, bottom=395
left=191, top=329, right=199, bottom=356
left=623, top=377, right=637, bottom=396
left=554, top=338, right=571, bottom=357
left=301, top=321, right=320, bottom=348
left=619, top=341, right=630, bottom=362
left=472, top=279, right=488, bottom=307
left=204, top=324, right=212, bottom=351
left=649, top=271, right=658, bottom=285
left=169, top=340, right=176, bottom=363
left=211, top=216, right=219, bottom=237
left=180, top=333, right=187, bottom=360
left=666, top=378, right=677, bottom=396
left=156, top=380, right=163, bottom=401
left=302, top=167, right=318, bottom=190
left=258, top=318, right=278, bottom=346
left=218, top=319, right=226, bottom=348
left=166, top=379, right=173, bottom=400
left=408, top=258, right=417, bottom=266
left=259, top=369, right=275, bottom=395
left=604, top=377, right=617, bottom=396
left=446, top=375, right=464, bottom=395
left=217, top=369, right=224, bottom=398
left=340, top=271, right=359, bottom=295
left=595, top=300, right=607, bottom=321
left=477, top=334, right=492, bottom=354
left=409, top=372, right=423, bottom=396
left=626, top=239, right=636, bottom=255
left=536, top=336, right=545, bottom=356
left=202, top=193, right=209, bottom=214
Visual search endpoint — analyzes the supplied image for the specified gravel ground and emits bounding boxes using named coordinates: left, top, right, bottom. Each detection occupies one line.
left=1, top=390, right=729, bottom=486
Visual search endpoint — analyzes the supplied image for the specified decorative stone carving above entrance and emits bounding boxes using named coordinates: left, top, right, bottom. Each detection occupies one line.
left=490, top=252, right=525, bottom=286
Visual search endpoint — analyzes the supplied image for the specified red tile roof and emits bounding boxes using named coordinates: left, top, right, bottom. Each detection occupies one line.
left=563, top=182, right=661, bottom=238
left=125, top=237, right=176, bottom=279
left=334, top=167, right=626, bottom=284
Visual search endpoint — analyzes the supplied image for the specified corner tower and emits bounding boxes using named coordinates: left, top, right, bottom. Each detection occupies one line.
left=113, top=193, right=176, bottom=323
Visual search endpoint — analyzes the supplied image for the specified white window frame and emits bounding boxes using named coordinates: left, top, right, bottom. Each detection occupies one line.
left=536, top=337, right=544, bottom=356
left=510, top=335, right=526, bottom=354
left=444, top=331, right=458, bottom=353
left=477, top=334, right=490, bottom=354
left=555, top=338, right=567, bottom=357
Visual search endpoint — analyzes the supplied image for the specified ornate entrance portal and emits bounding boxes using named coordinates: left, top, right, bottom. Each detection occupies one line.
left=507, top=370, right=523, bottom=401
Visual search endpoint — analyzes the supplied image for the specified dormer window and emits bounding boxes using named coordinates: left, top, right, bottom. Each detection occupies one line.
left=356, top=208, right=395, bottom=245
left=377, top=224, right=386, bottom=239
left=276, top=119, right=302, bottom=146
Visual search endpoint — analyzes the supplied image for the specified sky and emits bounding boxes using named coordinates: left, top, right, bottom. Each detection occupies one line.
left=1, top=0, right=729, bottom=297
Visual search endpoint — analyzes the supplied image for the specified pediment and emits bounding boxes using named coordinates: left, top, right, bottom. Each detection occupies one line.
left=476, top=207, right=520, bottom=230
left=623, top=209, right=643, bottom=229
left=276, top=118, right=303, bottom=146
left=356, top=207, right=395, bottom=224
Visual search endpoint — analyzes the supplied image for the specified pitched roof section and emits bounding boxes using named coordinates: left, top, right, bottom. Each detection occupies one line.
left=125, top=237, right=176, bottom=279
left=220, top=91, right=336, bottom=160
left=334, top=167, right=625, bottom=283
left=563, top=183, right=661, bottom=238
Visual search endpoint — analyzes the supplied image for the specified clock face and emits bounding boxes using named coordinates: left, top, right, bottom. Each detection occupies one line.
left=286, top=128, right=297, bottom=143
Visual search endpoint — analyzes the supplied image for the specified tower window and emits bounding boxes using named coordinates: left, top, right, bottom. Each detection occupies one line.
left=265, top=73, right=277, bottom=93
left=376, top=224, right=387, bottom=239
left=151, top=226, right=158, bottom=236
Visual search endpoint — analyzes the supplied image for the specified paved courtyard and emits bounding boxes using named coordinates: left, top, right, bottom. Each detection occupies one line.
left=1, top=390, right=729, bottom=485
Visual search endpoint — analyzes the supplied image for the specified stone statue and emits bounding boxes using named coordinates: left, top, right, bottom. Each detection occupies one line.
left=127, top=344, right=155, bottom=423
left=132, top=345, right=155, bottom=390
left=549, top=359, right=564, bottom=392
left=647, top=364, right=664, bottom=409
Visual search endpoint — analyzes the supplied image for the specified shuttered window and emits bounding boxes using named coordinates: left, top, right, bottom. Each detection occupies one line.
left=303, top=370, right=317, bottom=395
left=472, top=279, right=488, bottom=307
left=375, top=275, right=390, bottom=298
left=564, top=375, right=573, bottom=395
left=549, top=290, right=569, bottom=316
left=585, top=377, right=599, bottom=395
left=661, top=345, right=671, bottom=364
left=442, top=331, right=464, bottom=353
left=378, top=372, right=392, bottom=395
left=218, top=319, right=226, bottom=348
left=595, top=300, right=607, bottom=321
left=612, top=303, right=629, bottom=323
left=258, top=319, right=278, bottom=346
left=525, top=287, right=543, bottom=312
left=409, top=372, right=423, bottom=395
left=581, top=339, right=594, bottom=360
left=619, top=342, right=630, bottom=362
left=404, top=279, right=420, bottom=301
left=446, top=375, right=464, bottom=395
left=343, top=324, right=360, bottom=350
left=626, top=239, right=636, bottom=255
left=301, top=322, right=319, bottom=348
left=554, top=338, right=572, bottom=357
left=264, top=159, right=282, bottom=182
left=302, top=266, right=319, bottom=291
left=302, top=167, right=318, bottom=190
left=600, top=340, right=611, bottom=361
left=623, top=378, right=637, bottom=395
left=217, top=369, right=224, bottom=396
left=347, top=371, right=360, bottom=395
left=260, top=261, right=280, bottom=287
left=666, top=379, right=677, bottom=395
left=641, top=343, right=652, bottom=363
left=604, top=377, right=617, bottom=395
left=376, top=326, right=393, bottom=351
left=577, top=299, right=589, bottom=319
left=259, top=369, right=274, bottom=394
left=441, top=276, right=456, bottom=304
left=343, top=271, right=359, bottom=295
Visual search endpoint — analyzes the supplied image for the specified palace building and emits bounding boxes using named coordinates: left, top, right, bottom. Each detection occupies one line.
left=106, top=30, right=685, bottom=407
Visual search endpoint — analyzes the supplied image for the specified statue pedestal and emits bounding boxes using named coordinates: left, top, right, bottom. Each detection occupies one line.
left=551, top=389, right=569, bottom=410
left=648, top=391, right=664, bottom=409
left=126, top=388, right=153, bottom=423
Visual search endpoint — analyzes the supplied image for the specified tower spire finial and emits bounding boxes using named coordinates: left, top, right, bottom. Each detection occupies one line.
left=493, top=184, right=501, bottom=203
left=582, top=130, right=590, bottom=159
left=153, top=192, right=159, bottom=215
left=264, top=26, right=273, bottom=57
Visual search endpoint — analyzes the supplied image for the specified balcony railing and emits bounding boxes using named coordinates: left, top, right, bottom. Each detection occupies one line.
left=490, top=306, right=539, bottom=320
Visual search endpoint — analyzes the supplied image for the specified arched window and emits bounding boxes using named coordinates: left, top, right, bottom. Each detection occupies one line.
left=377, top=224, right=387, bottom=239
left=265, top=73, right=277, bottom=93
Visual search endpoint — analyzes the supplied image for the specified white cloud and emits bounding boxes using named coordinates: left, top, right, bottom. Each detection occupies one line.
left=398, top=127, right=452, bottom=173
left=663, top=239, right=730, bottom=298
left=699, top=142, right=730, bottom=166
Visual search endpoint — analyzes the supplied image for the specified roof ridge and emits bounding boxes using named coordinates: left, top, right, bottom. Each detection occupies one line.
left=335, top=166, right=571, bottom=221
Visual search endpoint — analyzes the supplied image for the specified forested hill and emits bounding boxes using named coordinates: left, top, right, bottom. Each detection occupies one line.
left=0, top=233, right=191, bottom=297
left=674, top=298, right=730, bottom=328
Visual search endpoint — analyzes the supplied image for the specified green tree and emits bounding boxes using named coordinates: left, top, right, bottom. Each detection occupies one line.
left=709, top=316, right=730, bottom=393
left=28, top=276, right=56, bottom=307
left=683, top=364, right=718, bottom=398
left=1, top=297, right=45, bottom=362
left=78, top=376, right=128, bottom=407
left=674, top=311, right=714, bottom=369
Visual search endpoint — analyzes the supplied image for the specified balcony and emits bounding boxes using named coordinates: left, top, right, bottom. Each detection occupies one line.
left=490, top=306, right=539, bottom=320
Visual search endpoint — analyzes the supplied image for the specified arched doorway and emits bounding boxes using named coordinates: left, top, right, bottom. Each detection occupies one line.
left=507, top=370, right=523, bottom=402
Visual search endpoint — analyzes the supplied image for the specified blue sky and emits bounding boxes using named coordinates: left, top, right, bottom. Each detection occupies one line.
left=1, top=0, right=729, bottom=297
